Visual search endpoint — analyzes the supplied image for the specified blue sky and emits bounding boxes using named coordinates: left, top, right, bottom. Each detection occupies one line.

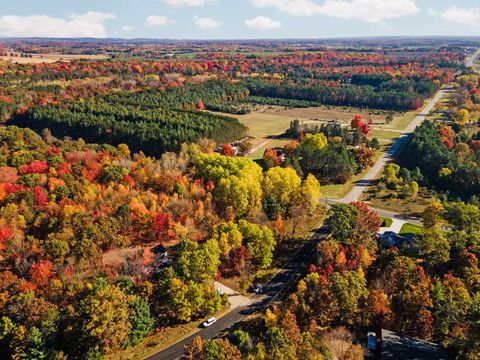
left=0, top=0, right=479, bottom=39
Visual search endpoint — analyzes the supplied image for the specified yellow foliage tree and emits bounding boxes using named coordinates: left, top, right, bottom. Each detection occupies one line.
left=263, top=167, right=301, bottom=209
left=422, top=199, right=444, bottom=228
left=456, top=109, right=470, bottom=126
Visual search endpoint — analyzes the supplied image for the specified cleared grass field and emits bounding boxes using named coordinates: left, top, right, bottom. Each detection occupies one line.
left=1, top=53, right=109, bottom=63
left=361, top=187, right=431, bottom=216
left=248, top=138, right=291, bottom=160
left=213, top=104, right=412, bottom=160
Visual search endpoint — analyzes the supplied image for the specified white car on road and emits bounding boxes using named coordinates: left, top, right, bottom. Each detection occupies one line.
left=202, top=317, right=217, bottom=328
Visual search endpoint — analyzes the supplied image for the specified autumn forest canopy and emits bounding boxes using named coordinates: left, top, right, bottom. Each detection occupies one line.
left=0, top=38, right=479, bottom=360
left=1, top=41, right=461, bottom=155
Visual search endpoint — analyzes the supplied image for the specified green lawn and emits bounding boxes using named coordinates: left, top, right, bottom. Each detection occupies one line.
left=370, top=129, right=402, bottom=143
left=248, top=138, right=291, bottom=160
left=381, top=217, right=393, bottom=227
left=399, top=223, right=423, bottom=235
left=386, top=111, right=417, bottom=131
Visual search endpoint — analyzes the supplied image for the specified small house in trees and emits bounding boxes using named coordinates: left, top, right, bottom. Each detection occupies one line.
left=150, top=244, right=168, bottom=259
left=379, top=232, right=414, bottom=249
left=147, top=244, right=173, bottom=274
left=380, top=329, right=447, bottom=360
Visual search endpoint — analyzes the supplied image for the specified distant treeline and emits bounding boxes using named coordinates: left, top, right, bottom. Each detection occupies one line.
left=243, top=76, right=436, bottom=111
left=243, top=96, right=322, bottom=108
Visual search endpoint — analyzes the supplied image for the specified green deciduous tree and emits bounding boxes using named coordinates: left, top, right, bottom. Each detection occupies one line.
left=128, top=296, right=154, bottom=346
left=238, top=220, right=275, bottom=269
left=415, top=228, right=450, bottom=270
left=68, top=279, right=131, bottom=355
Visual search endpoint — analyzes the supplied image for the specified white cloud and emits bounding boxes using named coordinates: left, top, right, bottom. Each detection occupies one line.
left=145, top=15, right=176, bottom=27
left=427, top=8, right=437, bottom=16
left=252, top=0, right=419, bottom=24
left=252, top=0, right=322, bottom=17
left=440, top=6, right=480, bottom=28
left=121, top=25, right=134, bottom=32
left=245, top=16, right=282, bottom=30
left=165, top=0, right=215, bottom=7
left=194, top=16, right=220, bottom=29
left=0, top=11, right=115, bottom=38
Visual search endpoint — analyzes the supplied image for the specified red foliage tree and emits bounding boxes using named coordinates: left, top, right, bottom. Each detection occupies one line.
left=196, top=99, right=205, bottom=110
left=439, top=126, right=455, bottom=150
left=351, top=115, right=372, bottom=136
left=351, top=115, right=363, bottom=129
left=0, top=225, right=13, bottom=251
left=263, top=148, right=282, bottom=166
left=221, top=143, right=235, bottom=157
left=19, top=160, right=49, bottom=175
left=29, top=260, right=55, bottom=289
left=34, top=186, right=48, bottom=208
left=155, top=212, right=176, bottom=243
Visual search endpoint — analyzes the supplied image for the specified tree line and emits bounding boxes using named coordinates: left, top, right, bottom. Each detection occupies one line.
left=245, top=79, right=426, bottom=111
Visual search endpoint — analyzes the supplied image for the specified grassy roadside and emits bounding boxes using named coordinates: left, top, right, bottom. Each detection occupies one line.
left=107, top=320, right=202, bottom=360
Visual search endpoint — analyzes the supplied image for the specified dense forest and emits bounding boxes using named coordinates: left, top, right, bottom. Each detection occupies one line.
left=183, top=199, right=480, bottom=360
left=245, top=78, right=427, bottom=111
left=1, top=47, right=458, bottom=121
left=0, top=126, right=322, bottom=359
left=0, top=40, right=478, bottom=360
left=11, top=81, right=248, bottom=156
left=399, top=72, right=480, bottom=200
left=399, top=121, right=480, bottom=198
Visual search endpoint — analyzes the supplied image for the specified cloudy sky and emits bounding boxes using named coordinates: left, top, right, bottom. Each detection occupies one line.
left=0, top=0, right=479, bottom=39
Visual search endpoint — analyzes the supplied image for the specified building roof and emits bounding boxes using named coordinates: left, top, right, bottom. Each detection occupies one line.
left=381, top=329, right=447, bottom=360
left=379, top=232, right=414, bottom=249
left=150, top=244, right=168, bottom=255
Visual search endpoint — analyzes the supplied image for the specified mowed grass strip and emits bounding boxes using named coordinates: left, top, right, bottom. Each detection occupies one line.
left=399, top=223, right=423, bottom=235
left=381, top=217, right=394, bottom=227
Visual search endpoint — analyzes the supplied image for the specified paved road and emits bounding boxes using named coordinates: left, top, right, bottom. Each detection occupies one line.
left=337, top=48, right=480, bottom=206
left=339, top=89, right=447, bottom=204
left=465, top=48, right=480, bottom=69
left=146, top=228, right=325, bottom=360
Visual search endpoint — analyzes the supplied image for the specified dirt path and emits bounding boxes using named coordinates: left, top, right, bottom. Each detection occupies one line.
left=247, top=139, right=272, bottom=155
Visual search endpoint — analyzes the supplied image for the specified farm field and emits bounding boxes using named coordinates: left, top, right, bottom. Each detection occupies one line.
left=0, top=53, right=109, bottom=63
left=214, top=104, right=414, bottom=160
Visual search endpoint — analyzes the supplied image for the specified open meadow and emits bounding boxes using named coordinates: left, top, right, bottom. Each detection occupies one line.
left=213, top=104, right=415, bottom=161
left=0, top=53, right=110, bottom=63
